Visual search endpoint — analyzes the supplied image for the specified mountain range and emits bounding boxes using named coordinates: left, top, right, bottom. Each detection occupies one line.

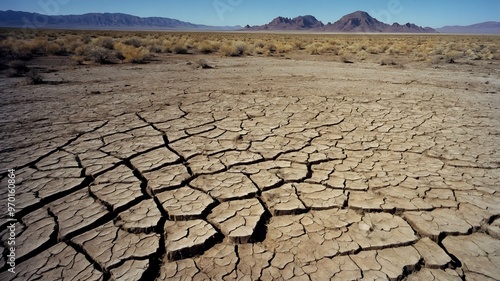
left=0, top=10, right=499, bottom=34
left=245, top=11, right=436, bottom=33
left=436, top=21, right=500, bottom=34
left=0, top=10, right=241, bottom=30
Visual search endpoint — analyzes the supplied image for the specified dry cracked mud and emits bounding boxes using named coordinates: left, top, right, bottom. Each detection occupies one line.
left=1, top=55, right=499, bottom=280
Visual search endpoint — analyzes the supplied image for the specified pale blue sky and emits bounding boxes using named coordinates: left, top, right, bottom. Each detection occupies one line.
left=1, top=0, right=499, bottom=27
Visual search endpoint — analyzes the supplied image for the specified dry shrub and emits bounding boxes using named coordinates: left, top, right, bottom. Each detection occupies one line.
left=114, top=42, right=150, bottom=63
left=275, top=42, right=293, bottom=53
left=320, top=43, right=341, bottom=55
left=264, top=43, right=277, bottom=54
left=198, top=40, right=220, bottom=54
left=291, top=40, right=303, bottom=50
left=71, top=55, right=85, bottom=65
left=412, top=52, right=428, bottom=62
left=25, top=70, right=43, bottom=85
left=357, top=50, right=367, bottom=60
left=173, top=42, right=189, bottom=54
left=84, top=46, right=115, bottom=64
left=444, top=50, right=463, bottom=63
left=28, top=37, right=50, bottom=55
left=430, top=56, right=444, bottom=64
left=123, top=36, right=143, bottom=48
left=220, top=41, right=248, bottom=56
left=92, top=36, right=114, bottom=50
left=162, top=39, right=174, bottom=53
left=6, top=60, right=29, bottom=77
left=45, top=42, right=65, bottom=55
left=380, top=59, right=397, bottom=66
left=148, top=43, right=163, bottom=53
left=351, top=42, right=367, bottom=53
left=196, top=59, right=213, bottom=69
left=306, top=43, right=323, bottom=55
left=339, top=55, right=354, bottom=63
left=367, top=45, right=385, bottom=54
left=254, top=40, right=265, bottom=48
left=5, top=40, right=33, bottom=60
left=234, top=41, right=249, bottom=55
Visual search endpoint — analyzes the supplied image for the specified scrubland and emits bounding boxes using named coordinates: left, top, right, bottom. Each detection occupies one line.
left=1, top=28, right=499, bottom=66
left=1, top=29, right=499, bottom=83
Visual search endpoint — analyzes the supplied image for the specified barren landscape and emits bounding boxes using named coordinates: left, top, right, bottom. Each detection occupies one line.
left=0, top=30, right=500, bottom=280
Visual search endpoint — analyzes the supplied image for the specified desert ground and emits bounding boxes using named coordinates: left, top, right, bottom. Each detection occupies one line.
left=0, top=31, right=500, bottom=280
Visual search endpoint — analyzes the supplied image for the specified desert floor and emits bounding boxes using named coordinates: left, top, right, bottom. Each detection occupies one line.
left=1, top=53, right=500, bottom=280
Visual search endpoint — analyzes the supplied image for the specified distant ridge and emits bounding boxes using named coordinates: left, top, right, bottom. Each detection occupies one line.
left=245, top=11, right=436, bottom=33
left=245, top=15, right=324, bottom=30
left=0, top=10, right=241, bottom=31
left=436, top=21, right=500, bottom=34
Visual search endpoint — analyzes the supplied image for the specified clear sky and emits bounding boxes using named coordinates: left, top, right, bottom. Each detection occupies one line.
left=1, top=0, right=499, bottom=28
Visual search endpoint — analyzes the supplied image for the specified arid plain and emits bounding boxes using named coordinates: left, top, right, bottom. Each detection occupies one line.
left=1, top=31, right=500, bottom=280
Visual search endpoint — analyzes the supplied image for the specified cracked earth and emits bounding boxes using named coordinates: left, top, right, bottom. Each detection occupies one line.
left=1, top=55, right=499, bottom=280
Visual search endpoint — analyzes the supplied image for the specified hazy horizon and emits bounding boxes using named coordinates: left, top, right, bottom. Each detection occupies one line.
left=1, top=0, right=499, bottom=28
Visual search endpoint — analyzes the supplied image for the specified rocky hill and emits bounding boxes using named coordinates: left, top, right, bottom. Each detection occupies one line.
left=245, top=10, right=436, bottom=33
left=245, top=15, right=324, bottom=30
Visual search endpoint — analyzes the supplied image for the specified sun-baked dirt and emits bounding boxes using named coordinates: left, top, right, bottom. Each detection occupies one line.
left=0, top=53, right=499, bottom=280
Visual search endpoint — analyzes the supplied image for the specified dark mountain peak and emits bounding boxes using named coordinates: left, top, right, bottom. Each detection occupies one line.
left=270, top=16, right=293, bottom=25
left=326, top=10, right=435, bottom=33
left=347, top=11, right=372, bottom=18
left=292, top=15, right=324, bottom=28
left=329, top=10, right=385, bottom=32
left=245, top=11, right=435, bottom=32
left=246, top=15, right=324, bottom=30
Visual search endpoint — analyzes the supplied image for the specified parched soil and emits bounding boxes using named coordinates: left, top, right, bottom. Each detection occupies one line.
left=0, top=53, right=499, bottom=280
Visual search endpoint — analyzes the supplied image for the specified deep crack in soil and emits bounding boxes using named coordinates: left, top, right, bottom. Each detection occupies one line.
left=1, top=54, right=499, bottom=280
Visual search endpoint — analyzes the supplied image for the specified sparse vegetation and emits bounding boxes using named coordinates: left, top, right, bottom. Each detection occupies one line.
left=195, top=59, right=213, bottom=69
left=220, top=41, right=249, bottom=56
left=114, top=42, right=150, bottom=63
left=380, top=59, right=398, bottom=66
left=444, top=50, right=463, bottom=63
left=6, top=60, right=29, bottom=77
left=85, top=46, right=115, bottom=64
left=25, top=70, right=43, bottom=84
left=0, top=28, right=498, bottom=69
left=173, top=42, right=189, bottom=54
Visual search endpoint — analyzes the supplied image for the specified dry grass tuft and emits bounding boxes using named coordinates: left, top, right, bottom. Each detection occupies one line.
left=444, top=50, right=463, bottom=63
left=114, top=42, right=150, bottom=63
left=220, top=41, right=248, bottom=56
left=6, top=60, right=29, bottom=77
left=173, top=42, right=189, bottom=54
left=84, top=46, right=115, bottom=64
left=196, top=59, right=213, bottom=69
left=25, top=70, right=43, bottom=85
left=198, top=40, right=220, bottom=54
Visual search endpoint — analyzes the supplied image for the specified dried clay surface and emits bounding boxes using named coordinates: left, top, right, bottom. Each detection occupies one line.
left=1, top=55, right=499, bottom=280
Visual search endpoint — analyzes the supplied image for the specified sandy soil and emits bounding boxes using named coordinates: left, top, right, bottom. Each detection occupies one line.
left=0, top=54, right=499, bottom=280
